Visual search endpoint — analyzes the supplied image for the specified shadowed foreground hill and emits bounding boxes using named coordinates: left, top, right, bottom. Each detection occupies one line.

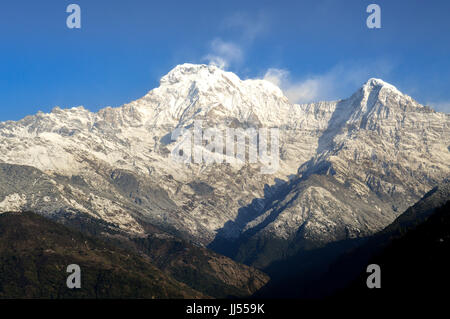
left=132, top=234, right=269, bottom=298
left=0, top=211, right=205, bottom=299
left=252, top=181, right=449, bottom=299
left=334, top=200, right=450, bottom=301
left=327, top=181, right=450, bottom=300
left=48, top=210, right=270, bottom=298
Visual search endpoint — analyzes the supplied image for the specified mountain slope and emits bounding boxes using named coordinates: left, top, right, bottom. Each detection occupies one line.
left=0, top=211, right=205, bottom=298
left=0, top=164, right=268, bottom=297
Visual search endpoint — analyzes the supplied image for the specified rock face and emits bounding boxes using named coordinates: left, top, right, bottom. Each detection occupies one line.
left=0, top=64, right=449, bottom=268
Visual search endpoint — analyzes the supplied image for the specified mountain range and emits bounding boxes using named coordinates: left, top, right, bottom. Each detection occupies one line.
left=0, top=63, right=448, bottom=298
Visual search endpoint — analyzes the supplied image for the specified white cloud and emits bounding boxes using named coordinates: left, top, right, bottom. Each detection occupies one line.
left=426, top=101, right=450, bottom=113
left=263, top=68, right=320, bottom=102
left=263, top=60, right=394, bottom=104
left=262, top=68, right=288, bottom=87
left=203, top=38, right=243, bottom=69
left=202, top=12, right=268, bottom=69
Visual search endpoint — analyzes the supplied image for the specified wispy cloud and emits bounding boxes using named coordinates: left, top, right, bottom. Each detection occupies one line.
left=201, top=13, right=398, bottom=105
left=203, top=12, right=269, bottom=69
left=426, top=101, right=450, bottom=113
left=203, top=38, right=243, bottom=69
left=263, top=68, right=320, bottom=102
left=263, top=60, right=394, bottom=104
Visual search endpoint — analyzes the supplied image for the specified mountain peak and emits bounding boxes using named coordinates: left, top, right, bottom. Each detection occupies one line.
left=363, top=78, right=402, bottom=95
left=159, top=63, right=240, bottom=86
left=162, top=63, right=213, bottom=79
left=139, top=63, right=289, bottom=126
left=365, top=77, right=389, bottom=86
left=158, top=63, right=283, bottom=95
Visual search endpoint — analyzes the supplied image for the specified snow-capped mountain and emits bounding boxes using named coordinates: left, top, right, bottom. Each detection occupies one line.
left=0, top=64, right=448, bottom=266
left=213, top=77, right=450, bottom=266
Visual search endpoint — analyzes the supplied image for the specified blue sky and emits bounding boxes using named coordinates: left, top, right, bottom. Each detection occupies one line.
left=1, top=0, right=449, bottom=121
